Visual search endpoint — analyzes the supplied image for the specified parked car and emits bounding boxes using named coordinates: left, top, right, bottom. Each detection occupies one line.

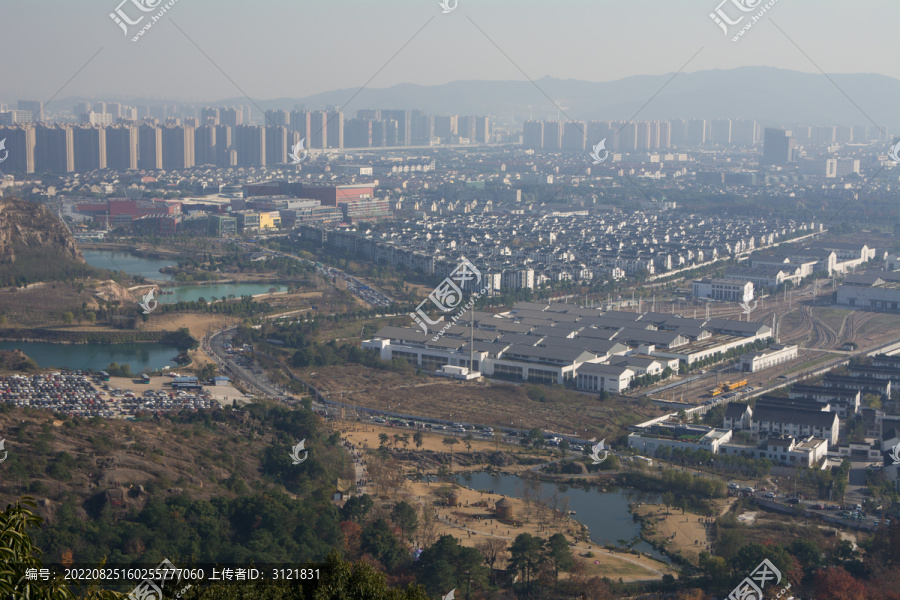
left=787, top=498, right=800, bottom=505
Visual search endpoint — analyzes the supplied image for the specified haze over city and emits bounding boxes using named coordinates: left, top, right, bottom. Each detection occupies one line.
left=1, top=1, right=900, bottom=599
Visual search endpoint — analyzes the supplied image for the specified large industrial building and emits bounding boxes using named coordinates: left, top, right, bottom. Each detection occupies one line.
left=363, top=302, right=772, bottom=390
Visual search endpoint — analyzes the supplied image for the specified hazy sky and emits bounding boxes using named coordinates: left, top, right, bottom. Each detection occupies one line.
left=1, top=0, right=897, bottom=106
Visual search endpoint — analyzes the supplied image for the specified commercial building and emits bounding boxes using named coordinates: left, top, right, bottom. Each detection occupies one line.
left=299, top=184, right=375, bottom=207
left=208, top=214, right=237, bottom=237
left=836, top=272, right=900, bottom=311
left=740, top=343, right=798, bottom=372
left=575, top=363, right=634, bottom=393
left=692, top=278, right=753, bottom=303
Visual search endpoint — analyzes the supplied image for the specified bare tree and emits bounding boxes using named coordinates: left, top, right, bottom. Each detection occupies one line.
left=476, top=537, right=509, bottom=584
left=420, top=504, right=440, bottom=547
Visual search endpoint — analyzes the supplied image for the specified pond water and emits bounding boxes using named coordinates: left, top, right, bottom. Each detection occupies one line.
left=455, top=471, right=668, bottom=562
left=0, top=341, right=182, bottom=372
left=81, top=249, right=282, bottom=303
left=82, top=250, right=176, bottom=281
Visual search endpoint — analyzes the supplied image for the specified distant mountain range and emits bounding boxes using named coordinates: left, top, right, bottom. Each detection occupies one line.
left=61, top=67, right=900, bottom=129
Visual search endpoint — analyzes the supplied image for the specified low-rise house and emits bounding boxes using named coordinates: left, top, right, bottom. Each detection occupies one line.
left=750, top=405, right=839, bottom=446
left=788, top=384, right=860, bottom=418
left=719, top=435, right=828, bottom=467
left=723, top=402, right=752, bottom=430
left=627, top=422, right=733, bottom=456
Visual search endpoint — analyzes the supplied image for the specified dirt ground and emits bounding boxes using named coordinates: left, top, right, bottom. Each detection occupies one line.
left=336, top=419, right=677, bottom=582
left=403, top=481, right=676, bottom=582
left=307, top=366, right=662, bottom=442
left=633, top=498, right=736, bottom=564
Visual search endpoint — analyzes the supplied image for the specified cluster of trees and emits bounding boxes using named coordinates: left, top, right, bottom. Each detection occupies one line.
left=652, top=445, right=773, bottom=478
left=629, top=367, right=675, bottom=389
left=177, top=251, right=316, bottom=279
left=0, top=248, right=103, bottom=288
left=157, top=296, right=273, bottom=317
left=684, top=338, right=773, bottom=372
left=699, top=516, right=900, bottom=599
left=506, top=532, right=574, bottom=595
left=1, top=497, right=432, bottom=600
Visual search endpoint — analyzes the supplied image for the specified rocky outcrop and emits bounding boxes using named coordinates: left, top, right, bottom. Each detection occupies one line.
left=0, top=197, right=83, bottom=265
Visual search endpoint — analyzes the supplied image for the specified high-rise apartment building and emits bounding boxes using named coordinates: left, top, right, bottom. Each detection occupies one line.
left=0, top=125, right=35, bottom=173
left=523, top=121, right=544, bottom=150
left=761, top=128, right=794, bottom=165
left=344, top=118, right=372, bottom=148
left=34, top=125, right=74, bottom=173
left=234, top=124, right=265, bottom=166
left=434, top=115, right=458, bottom=139
left=381, top=109, right=411, bottom=145
left=687, top=119, right=708, bottom=146
left=106, top=125, right=138, bottom=171
left=73, top=126, right=107, bottom=171
left=265, top=126, right=289, bottom=165
left=265, top=110, right=289, bottom=128
left=138, top=124, right=163, bottom=170
left=308, top=111, right=328, bottom=148
left=326, top=111, right=344, bottom=149
left=732, top=119, right=757, bottom=145
left=200, top=107, right=220, bottom=125
left=710, top=119, right=732, bottom=145
left=219, top=106, right=243, bottom=127
left=162, top=125, right=195, bottom=170
left=473, top=116, right=490, bottom=144
left=214, top=125, right=233, bottom=166
left=194, top=125, right=217, bottom=166
left=561, top=121, right=585, bottom=151
left=542, top=121, right=562, bottom=151
left=18, top=100, right=44, bottom=122
left=289, top=110, right=310, bottom=140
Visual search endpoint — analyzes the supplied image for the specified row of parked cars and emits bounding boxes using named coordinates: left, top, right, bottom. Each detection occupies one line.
left=370, top=416, right=498, bottom=436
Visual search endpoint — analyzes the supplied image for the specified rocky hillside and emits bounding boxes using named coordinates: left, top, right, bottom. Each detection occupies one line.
left=0, top=197, right=94, bottom=286
left=0, top=197, right=83, bottom=265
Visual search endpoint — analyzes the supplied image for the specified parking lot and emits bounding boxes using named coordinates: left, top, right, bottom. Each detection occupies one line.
left=0, top=371, right=218, bottom=418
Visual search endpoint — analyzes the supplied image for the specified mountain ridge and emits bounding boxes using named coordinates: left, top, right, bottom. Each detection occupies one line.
left=57, top=67, right=900, bottom=128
